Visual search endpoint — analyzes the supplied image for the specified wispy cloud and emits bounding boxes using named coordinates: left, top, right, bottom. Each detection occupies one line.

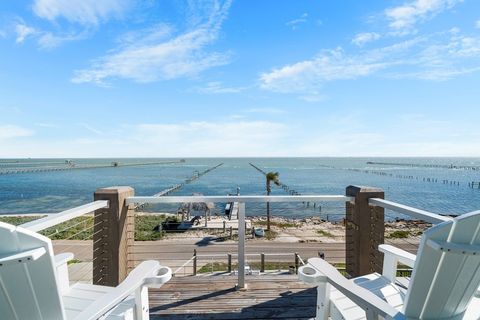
left=15, top=23, right=36, bottom=44
left=385, top=0, right=463, bottom=32
left=352, top=32, right=381, bottom=46
left=194, top=81, right=245, bottom=94
left=72, top=0, right=233, bottom=85
left=245, top=108, right=287, bottom=114
left=34, top=122, right=58, bottom=128
left=33, top=0, right=131, bottom=26
left=133, top=120, right=287, bottom=156
left=259, top=46, right=393, bottom=93
left=260, top=31, right=480, bottom=94
left=286, top=13, right=308, bottom=30
left=0, top=125, right=33, bottom=140
left=37, top=31, right=88, bottom=49
left=476, top=19, right=480, bottom=29
left=79, top=123, right=104, bottom=135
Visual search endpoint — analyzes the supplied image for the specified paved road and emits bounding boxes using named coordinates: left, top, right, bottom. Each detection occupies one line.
left=54, top=239, right=419, bottom=270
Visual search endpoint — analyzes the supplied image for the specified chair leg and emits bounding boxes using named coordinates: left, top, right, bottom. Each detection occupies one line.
left=316, top=281, right=330, bottom=320
left=134, top=286, right=149, bottom=320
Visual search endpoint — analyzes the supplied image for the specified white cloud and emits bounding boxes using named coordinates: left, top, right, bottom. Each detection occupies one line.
left=131, top=120, right=287, bottom=157
left=72, top=0, right=232, bottom=85
left=402, top=34, right=480, bottom=80
left=0, top=125, right=33, bottom=140
left=33, top=0, right=131, bottom=25
left=245, top=108, right=286, bottom=114
left=352, top=32, right=380, bottom=46
left=286, top=13, right=308, bottom=30
left=37, top=32, right=87, bottom=49
left=2, top=115, right=480, bottom=157
left=385, top=0, right=463, bottom=31
left=15, top=23, right=36, bottom=44
left=259, top=47, right=392, bottom=93
left=194, top=81, right=245, bottom=94
left=260, top=31, right=480, bottom=93
left=476, top=19, right=480, bottom=29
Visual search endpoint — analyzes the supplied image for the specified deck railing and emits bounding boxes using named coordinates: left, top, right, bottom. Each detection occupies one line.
left=127, top=194, right=351, bottom=289
left=1, top=184, right=462, bottom=290
left=368, top=198, right=450, bottom=224
left=19, top=200, right=109, bottom=232
left=172, top=252, right=306, bottom=277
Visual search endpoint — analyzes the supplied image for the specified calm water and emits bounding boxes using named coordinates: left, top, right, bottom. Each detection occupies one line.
left=1, top=158, right=480, bottom=220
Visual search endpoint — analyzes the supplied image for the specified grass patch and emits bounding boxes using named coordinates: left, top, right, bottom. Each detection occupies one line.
left=264, top=230, right=278, bottom=240
left=68, top=259, right=81, bottom=265
left=387, top=230, right=410, bottom=239
left=0, top=216, right=44, bottom=225
left=255, top=220, right=297, bottom=228
left=135, top=215, right=166, bottom=241
left=198, top=262, right=229, bottom=273
left=316, top=230, right=335, bottom=237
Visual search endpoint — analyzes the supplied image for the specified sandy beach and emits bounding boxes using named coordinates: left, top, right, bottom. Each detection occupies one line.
left=155, top=214, right=431, bottom=244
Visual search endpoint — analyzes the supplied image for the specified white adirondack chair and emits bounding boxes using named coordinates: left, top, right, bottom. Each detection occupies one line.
left=299, top=210, right=480, bottom=319
left=0, top=221, right=172, bottom=320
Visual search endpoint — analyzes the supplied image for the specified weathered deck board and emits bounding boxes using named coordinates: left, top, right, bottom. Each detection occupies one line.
left=149, top=275, right=317, bottom=320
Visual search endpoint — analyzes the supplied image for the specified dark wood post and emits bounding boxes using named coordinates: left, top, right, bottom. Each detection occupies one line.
left=294, top=252, right=299, bottom=275
left=93, top=186, right=135, bottom=286
left=193, top=249, right=197, bottom=276
left=260, top=253, right=265, bottom=273
left=345, top=186, right=385, bottom=277
left=227, top=253, right=232, bottom=273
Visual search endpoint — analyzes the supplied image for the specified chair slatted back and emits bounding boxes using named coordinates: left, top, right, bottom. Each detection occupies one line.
left=0, top=222, right=65, bottom=320
left=404, top=211, right=480, bottom=319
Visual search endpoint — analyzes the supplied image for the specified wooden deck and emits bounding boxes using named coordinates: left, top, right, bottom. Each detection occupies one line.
left=149, top=274, right=317, bottom=320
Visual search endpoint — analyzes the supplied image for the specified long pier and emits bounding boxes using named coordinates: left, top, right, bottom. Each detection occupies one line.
left=0, top=160, right=185, bottom=175
left=185, top=163, right=224, bottom=183
left=249, top=163, right=302, bottom=196
left=367, top=161, right=480, bottom=171
left=136, top=163, right=224, bottom=210
left=248, top=163, right=324, bottom=212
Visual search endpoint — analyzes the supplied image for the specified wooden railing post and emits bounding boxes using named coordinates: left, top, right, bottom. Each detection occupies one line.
left=260, top=253, right=265, bottom=273
left=294, top=252, right=299, bottom=275
left=93, top=186, right=135, bottom=286
left=193, top=249, right=197, bottom=276
left=345, top=186, right=384, bottom=277
left=227, top=253, right=232, bottom=273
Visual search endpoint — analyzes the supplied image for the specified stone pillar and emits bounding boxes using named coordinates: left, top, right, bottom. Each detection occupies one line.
left=93, top=186, right=135, bottom=286
left=345, top=186, right=384, bottom=277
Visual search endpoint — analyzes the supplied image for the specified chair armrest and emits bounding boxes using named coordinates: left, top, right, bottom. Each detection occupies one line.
left=55, top=252, right=74, bottom=294
left=55, top=252, right=74, bottom=267
left=379, top=245, right=416, bottom=282
left=74, top=260, right=171, bottom=320
left=379, top=245, right=416, bottom=267
left=306, top=258, right=405, bottom=320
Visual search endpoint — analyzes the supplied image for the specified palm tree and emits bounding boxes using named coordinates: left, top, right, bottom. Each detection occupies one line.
left=266, top=172, right=280, bottom=231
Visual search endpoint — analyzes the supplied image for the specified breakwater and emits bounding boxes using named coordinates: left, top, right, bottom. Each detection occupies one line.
left=367, top=161, right=480, bottom=171
left=345, top=168, right=480, bottom=189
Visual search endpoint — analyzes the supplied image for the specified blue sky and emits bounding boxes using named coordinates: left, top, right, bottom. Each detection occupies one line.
left=1, top=0, right=480, bottom=157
